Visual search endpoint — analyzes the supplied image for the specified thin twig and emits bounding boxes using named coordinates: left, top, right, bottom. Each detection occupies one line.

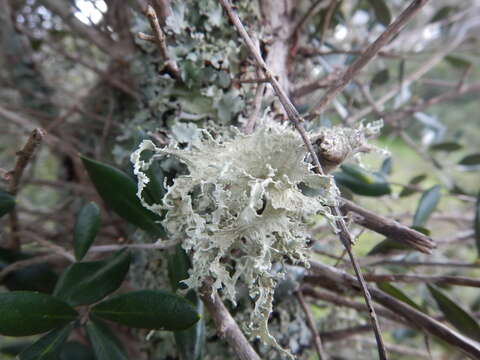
left=363, top=273, right=480, bottom=288
left=218, top=1, right=388, bottom=357
left=6, top=128, right=45, bottom=250
left=296, top=290, right=329, bottom=360
left=145, top=5, right=180, bottom=79
left=199, top=279, right=261, bottom=360
left=20, top=230, right=75, bottom=262
left=90, top=239, right=179, bottom=253
left=319, top=0, right=337, bottom=48
left=308, top=0, right=429, bottom=120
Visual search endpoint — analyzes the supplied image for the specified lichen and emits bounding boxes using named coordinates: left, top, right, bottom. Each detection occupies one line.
left=131, top=118, right=380, bottom=357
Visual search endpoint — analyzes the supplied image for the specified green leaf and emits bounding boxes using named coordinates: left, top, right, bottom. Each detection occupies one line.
left=334, top=165, right=391, bottom=197
left=430, top=6, right=457, bottom=23
left=475, top=192, right=480, bottom=258
left=0, top=291, right=78, bottom=336
left=445, top=55, right=472, bottom=69
left=19, top=323, right=74, bottom=360
left=399, top=174, right=426, bottom=198
left=413, top=185, right=441, bottom=227
left=81, top=156, right=165, bottom=237
left=91, top=290, right=200, bottom=331
left=74, top=202, right=101, bottom=261
left=370, top=69, right=390, bottom=89
left=4, top=262, right=58, bottom=294
left=366, top=0, right=391, bottom=26
left=85, top=319, right=128, bottom=360
left=53, top=250, right=131, bottom=306
left=428, top=285, right=480, bottom=341
left=0, top=188, right=15, bottom=218
left=429, top=141, right=463, bottom=152
left=378, top=283, right=423, bottom=312
left=60, top=342, right=95, bottom=360
left=380, top=157, right=392, bottom=175
left=367, top=239, right=409, bottom=255
left=168, top=245, right=206, bottom=360
left=459, top=153, right=480, bottom=166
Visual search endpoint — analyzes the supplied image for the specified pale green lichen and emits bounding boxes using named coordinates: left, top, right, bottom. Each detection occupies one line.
left=131, top=119, right=377, bottom=357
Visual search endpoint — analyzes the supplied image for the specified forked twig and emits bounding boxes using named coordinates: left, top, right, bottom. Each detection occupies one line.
left=218, top=0, right=388, bottom=358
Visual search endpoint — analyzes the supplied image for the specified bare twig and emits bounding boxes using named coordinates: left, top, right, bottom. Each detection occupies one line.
left=363, top=273, right=480, bottom=288
left=309, top=261, right=480, bottom=359
left=218, top=1, right=388, bottom=357
left=296, top=290, right=329, bottom=360
left=90, top=239, right=179, bottom=253
left=341, top=199, right=436, bottom=253
left=6, top=128, right=45, bottom=250
left=145, top=5, right=180, bottom=79
left=199, top=280, right=261, bottom=360
left=319, top=0, right=337, bottom=48
left=308, top=0, right=429, bottom=120
left=20, top=230, right=75, bottom=262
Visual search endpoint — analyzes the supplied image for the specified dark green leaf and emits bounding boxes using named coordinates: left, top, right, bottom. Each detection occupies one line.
left=413, top=185, right=441, bottom=227
left=367, top=239, right=409, bottom=255
left=92, top=290, right=200, bottom=331
left=459, top=153, right=480, bottom=166
left=81, top=156, right=165, bottom=237
left=54, top=250, right=131, bottom=306
left=74, top=202, right=101, bottom=261
left=380, top=157, right=392, bottom=175
left=60, top=342, right=95, bottom=360
left=366, top=0, right=391, bottom=26
left=475, top=192, right=480, bottom=258
left=428, top=285, right=480, bottom=341
left=4, top=262, right=57, bottom=294
left=85, top=319, right=127, bottom=360
left=334, top=165, right=391, bottom=197
left=430, top=6, right=457, bottom=23
left=168, top=245, right=206, bottom=360
left=0, top=342, right=31, bottom=356
left=19, top=323, right=74, bottom=360
left=0, top=188, right=15, bottom=218
left=370, top=69, right=390, bottom=89
left=429, top=141, right=463, bottom=152
left=0, top=291, right=77, bottom=336
left=445, top=55, right=472, bottom=69
left=378, top=283, right=423, bottom=312
left=399, top=174, right=426, bottom=197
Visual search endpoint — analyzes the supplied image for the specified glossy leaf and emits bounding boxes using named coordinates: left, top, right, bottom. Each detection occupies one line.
left=445, top=55, right=472, bottom=69
left=428, top=285, right=480, bottom=341
left=60, top=342, right=95, bottom=360
left=92, top=290, right=200, bottom=331
left=4, top=262, right=57, bottom=294
left=85, top=319, right=128, bottom=360
left=429, top=141, right=463, bottom=152
left=334, top=165, right=391, bottom=197
left=367, top=0, right=391, bottom=26
left=81, top=156, right=165, bottom=237
left=54, top=250, right=131, bottom=306
left=378, top=283, right=423, bottom=312
left=367, top=239, right=409, bottom=256
left=0, top=291, right=78, bottom=336
left=0, top=188, right=15, bottom=218
left=74, top=202, right=101, bottom=261
left=370, top=69, right=390, bottom=89
left=459, top=153, right=480, bottom=166
left=380, top=157, right=392, bottom=175
left=399, top=174, right=426, bottom=198
left=168, top=245, right=206, bottom=360
left=413, top=185, right=441, bottom=227
left=19, top=323, right=74, bottom=360
left=475, top=192, right=480, bottom=258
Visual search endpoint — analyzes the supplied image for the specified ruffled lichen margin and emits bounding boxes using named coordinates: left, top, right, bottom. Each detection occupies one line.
left=131, top=119, right=381, bottom=356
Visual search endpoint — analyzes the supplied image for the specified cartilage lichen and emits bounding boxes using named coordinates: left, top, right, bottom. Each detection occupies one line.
left=131, top=119, right=379, bottom=356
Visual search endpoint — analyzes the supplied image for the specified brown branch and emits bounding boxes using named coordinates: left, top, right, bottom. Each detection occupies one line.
left=308, top=0, right=429, bottom=119
left=366, top=260, right=480, bottom=269
left=145, top=5, right=180, bottom=79
left=309, top=260, right=480, bottom=359
left=320, top=325, right=372, bottom=342
left=218, top=2, right=388, bottom=357
left=341, top=199, right=436, bottom=254
left=363, top=273, right=480, bottom=288
left=5, top=128, right=45, bottom=250
left=296, top=290, right=329, bottom=360
left=199, top=280, right=261, bottom=360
